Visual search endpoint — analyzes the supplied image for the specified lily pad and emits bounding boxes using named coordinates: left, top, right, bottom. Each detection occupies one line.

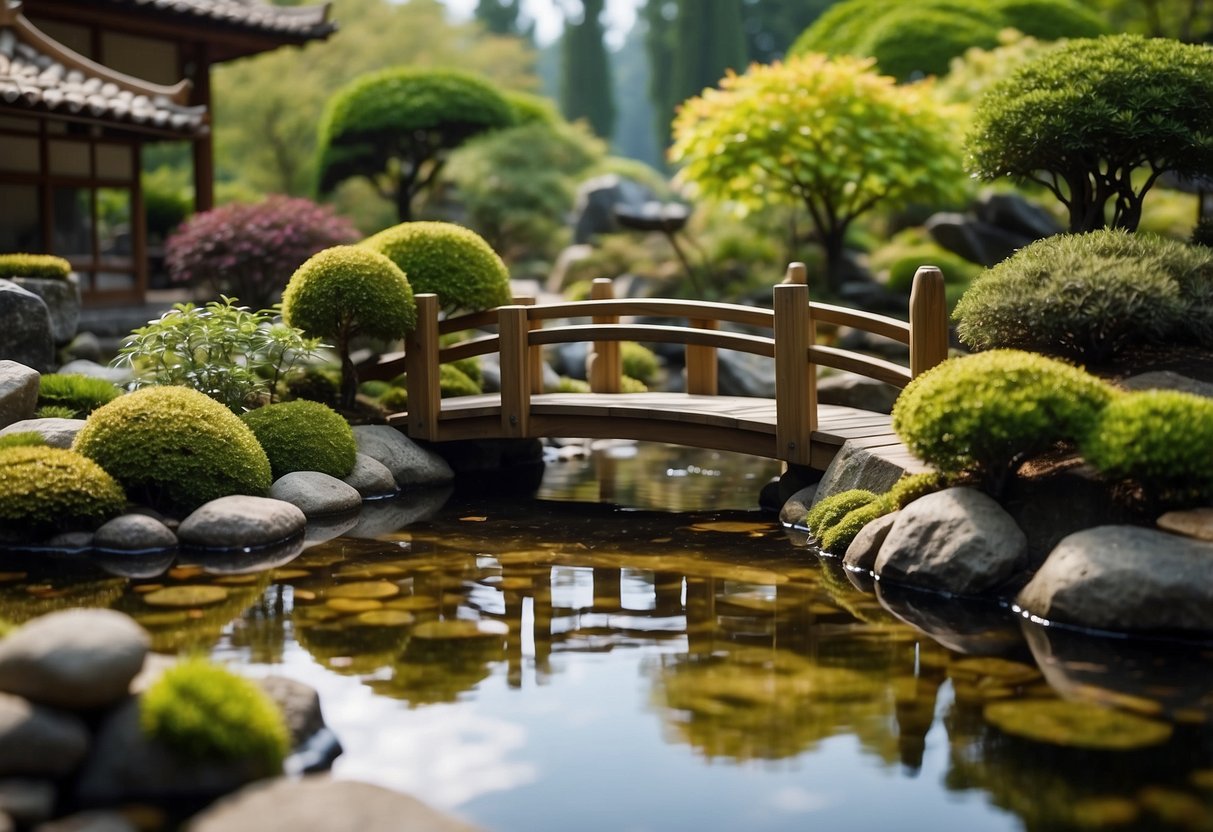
left=327, top=581, right=400, bottom=600
left=1071, top=796, right=1139, bottom=828
left=413, top=619, right=508, bottom=640
left=326, top=598, right=384, bottom=614
left=355, top=610, right=416, bottom=627
left=143, top=585, right=229, bottom=608
left=951, top=657, right=1042, bottom=686
left=983, top=699, right=1173, bottom=750
left=334, top=564, right=408, bottom=579
left=212, top=575, right=261, bottom=586
left=687, top=521, right=773, bottom=534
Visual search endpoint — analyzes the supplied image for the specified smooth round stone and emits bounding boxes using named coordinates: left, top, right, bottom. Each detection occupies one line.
left=342, top=453, right=398, bottom=499
left=0, top=693, right=89, bottom=776
left=178, top=496, right=306, bottom=550
left=1158, top=508, right=1213, bottom=542
left=352, top=425, right=453, bottom=488
left=270, top=472, right=362, bottom=518
left=94, top=515, right=177, bottom=552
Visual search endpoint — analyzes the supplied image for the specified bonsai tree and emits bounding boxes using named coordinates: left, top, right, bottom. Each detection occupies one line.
left=670, top=54, right=964, bottom=292
left=966, top=35, right=1213, bottom=232
left=281, top=246, right=417, bottom=408
left=316, top=68, right=514, bottom=222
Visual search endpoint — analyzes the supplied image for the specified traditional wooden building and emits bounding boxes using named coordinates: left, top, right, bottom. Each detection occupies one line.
left=0, top=0, right=334, bottom=305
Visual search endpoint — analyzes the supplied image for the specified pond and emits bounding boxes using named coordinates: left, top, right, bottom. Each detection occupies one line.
left=4, top=442, right=1213, bottom=831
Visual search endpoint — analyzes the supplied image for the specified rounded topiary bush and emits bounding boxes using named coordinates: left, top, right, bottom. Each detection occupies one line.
left=440, top=363, right=482, bottom=398
left=805, top=489, right=879, bottom=539
left=241, top=400, right=357, bottom=480
left=0, top=446, right=125, bottom=535
left=37, top=373, right=121, bottom=419
left=1081, top=390, right=1213, bottom=505
left=140, top=657, right=289, bottom=774
left=621, top=342, right=660, bottom=386
left=854, top=7, right=1000, bottom=80
left=73, top=386, right=271, bottom=513
left=0, top=253, right=71, bottom=279
left=361, top=221, right=511, bottom=315
left=892, top=350, right=1116, bottom=491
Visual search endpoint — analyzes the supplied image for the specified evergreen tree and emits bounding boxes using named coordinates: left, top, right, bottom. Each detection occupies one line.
left=741, top=0, right=835, bottom=63
left=560, top=0, right=617, bottom=140
left=474, top=0, right=534, bottom=41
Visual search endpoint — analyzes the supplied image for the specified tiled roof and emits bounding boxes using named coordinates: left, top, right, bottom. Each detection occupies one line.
left=94, top=0, right=334, bottom=39
left=0, top=8, right=207, bottom=134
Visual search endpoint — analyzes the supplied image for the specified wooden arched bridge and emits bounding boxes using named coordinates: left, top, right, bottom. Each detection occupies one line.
left=365, top=264, right=949, bottom=472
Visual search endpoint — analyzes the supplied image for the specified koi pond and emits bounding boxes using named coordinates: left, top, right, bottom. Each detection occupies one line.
left=5, top=442, right=1213, bottom=831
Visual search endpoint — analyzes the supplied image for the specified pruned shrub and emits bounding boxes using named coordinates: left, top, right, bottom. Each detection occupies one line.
left=240, top=400, right=357, bottom=480
left=854, top=7, right=1000, bottom=81
left=621, top=342, right=660, bottom=386
left=140, top=657, right=288, bottom=774
left=0, top=446, right=125, bottom=535
left=805, top=489, right=879, bottom=539
left=0, top=253, right=70, bottom=279
left=892, top=350, right=1116, bottom=492
left=379, top=386, right=408, bottom=412
left=440, top=363, right=482, bottom=398
left=886, top=471, right=948, bottom=509
left=37, top=374, right=121, bottom=419
left=549, top=376, right=590, bottom=394
left=620, top=375, right=648, bottom=393
left=282, top=367, right=339, bottom=406
left=992, top=0, right=1107, bottom=40
left=73, top=386, right=271, bottom=514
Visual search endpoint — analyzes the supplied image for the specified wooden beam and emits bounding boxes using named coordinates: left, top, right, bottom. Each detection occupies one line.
left=588, top=278, right=620, bottom=393
left=405, top=293, right=440, bottom=440
left=910, top=266, right=949, bottom=377
left=773, top=269, right=815, bottom=465
left=686, top=318, right=718, bottom=395
left=499, top=305, right=531, bottom=437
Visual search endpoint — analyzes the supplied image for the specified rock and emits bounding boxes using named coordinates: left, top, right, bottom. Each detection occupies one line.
left=341, top=454, right=398, bottom=499
left=92, top=549, right=175, bottom=580
left=184, top=776, right=479, bottom=832
left=812, top=439, right=910, bottom=506
left=0, top=609, right=150, bottom=710
left=834, top=327, right=909, bottom=361
left=843, top=511, right=899, bottom=573
left=10, top=276, right=80, bottom=346
left=1017, top=525, right=1213, bottom=634
left=0, top=283, right=53, bottom=372
left=925, top=212, right=1031, bottom=267
left=571, top=174, right=657, bottom=245
left=0, top=693, right=89, bottom=776
left=877, top=582, right=1025, bottom=656
left=43, top=531, right=92, bottom=553
left=34, top=810, right=139, bottom=832
left=0, top=810, right=10, bottom=832
left=178, top=496, right=306, bottom=550
left=1121, top=370, right=1213, bottom=399
left=1158, top=507, right=1213, bottom=541
left=62, top=332, right=101, bottom=364
left=548, top=341, right=589, bottom=380
left=352, top=426, right=454, bottom=488
left=0, top=362, right=39, bottom=430
left=546, top=243, right=595, bottom=293
left=0, top=417, right=85, bottom=448
left=270, top=472, right=362, bottom=518
left=300, top=513, right=360, bottom=550
left=0, top=780, right=55, bottom=826
left=778, top=485, right=817, bottom=528
left=717, top=349, right=776, bottom=398
left=93, top=515, right=177, bottom=553
left=778, top=464, right=822, bottom=505
left=875, top=488, right=1028, bottom=595
left=346, top=487, right=453, bottom=539
left=817, top=372, right=900, bottom=415
left=56, top=360, right=132, bottom=386
left=973, top=192, right=1063, bottom=240
left=255, top=676, right=325, bottom=748
left=758, top=478, right=782, bottom=513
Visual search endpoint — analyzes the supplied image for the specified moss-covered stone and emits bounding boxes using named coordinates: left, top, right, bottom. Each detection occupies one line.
left=241, top=400, right=357, bottom=480
left=0, top=446, right=126, bottom=535
left=820, top=498, right=893, bottom=554
left=0, top=253, right=71, bottom=279
left=805, top=489, right=879, bottom=539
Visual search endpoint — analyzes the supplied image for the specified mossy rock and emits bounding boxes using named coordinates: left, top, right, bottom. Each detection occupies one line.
left=0, top=432, right=46, bottom=450
left=983, top=699, right=1173, bottom=749
left=0, top=253, right=71, bottom=279
left=73, top=386, right=272, bottom=514
left=819, top=498, right=892, bottom=554
left=241, top=400, right=357, bottom=480
left=805, top=489, right=879, bottom=538
left=0, top=446, right=126, bottom=536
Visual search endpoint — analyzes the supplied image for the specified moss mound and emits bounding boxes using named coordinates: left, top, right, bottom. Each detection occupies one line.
left=361, top=221, right=510, bottom=314
left=621, top=342, right=660, bottom=386
left=805, top=489, right=879, bottom=539
left=820, top=499, right=893, bottom=554
left=439, top=363, right=482, bottom=398
left=0, top=253, right=71, bottom=279
left=241, top=400, right=357, bottom=480
left=37, top=374, right=121, bottom=419
left=0, top=446, right=126, bottom=535
left=74, top=386, right=271, bottom=513
left=140, top=657, right=289, bottom=773
left=0, top=432, right=46, bottom=450
left=886, top=471, right=947, bottom=509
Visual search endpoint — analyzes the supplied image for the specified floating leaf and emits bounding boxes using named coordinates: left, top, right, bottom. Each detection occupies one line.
left=687, top=521, right=773, bottom=534
left=326, top=598, right=384, bottom=614
left=413, top=619, right=508, bottom=640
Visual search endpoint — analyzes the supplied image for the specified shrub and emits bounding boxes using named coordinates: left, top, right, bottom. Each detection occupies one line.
left=361, top=222, right=510, bottom=315
left=0, top=432, right=46, bottom=449
left=820, top=499, right=893, bottom=554
left=805, top=489, right=879, bottom=538
left=359, top=380, right=392, bottom=399
left=440, top=363, right=482, bottom=398
left=166, top=196, right=360, bottom=309
left=1081, top=391, right=1213, bottom=505
left=550, top=376, right=590, bottom=394
left=892, top=350, right=1116, bottom=492
left=886, top=471, right=948, bottom=509
left=0, top=253, right=70, bottom=279
left=240, top=400, right=357, bottom=480
left=854, top=7, right=1000, bottom=81
left=870, top=238, right=983, bottom=295
left=73, top=386, right=271, bottom=514
left=281, top=246, right=417, bottom=409
left=140, top=658, right=288, bottom=774
left=621, top=342, right=660, bottom=386
left=282, top=367, right=339, bottom=406
left=620, top=375, right=648, bottom=393
left=37, top=374, right=121, bottom=419
left=992, top=0, right=1108, bottom=40
left=0, top=446, right=125, bottom=535
left=379, top=386, right=408, bottom=411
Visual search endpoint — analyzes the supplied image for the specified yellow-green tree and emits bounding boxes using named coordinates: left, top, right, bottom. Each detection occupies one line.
left=670, top=54, right=964, bottom=291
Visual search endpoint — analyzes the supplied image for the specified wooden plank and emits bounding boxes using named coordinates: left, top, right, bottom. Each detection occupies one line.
left=809, top=345, right=912, bottom=388
left=405, top=293, right=440, bottom=441
left=810, top=302, right=911, bottom=345
left=528, top=298, right=775, bottom=330
left=531, top=324, right=775, bottom=357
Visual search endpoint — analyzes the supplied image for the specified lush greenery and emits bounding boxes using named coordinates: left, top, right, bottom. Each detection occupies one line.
left=819, top=499, right=892, bottom=554
left=362, top=222, right=511, bottom=314
left=621, top=342, right=660, bottom=387
left=561, top=0, right=615, bottom=139
left=241, top=400, right=358, bottom=480
left=281, top=246, right=417, bottom=408
left=892, top=350, right=1116, bottom=493
left=73, top=386, right=272, bottom=514
left=670, top=54, right=964, bottom=291
left=886, top=471, right=948, bottom=509
left=0, top=432, right=46, bottom=450
left=165, top=197, right=360, bottom=309
left=805, top=489, right=880, bottom=538
left=0, top=253, right=71, bottom=279
left=966, top=35, right=1213, bottom=232
left=140, top=657, right=289, bottom=773
left=954, top=231, right=1213, bottom=363
left=37, top=374, right=121, bottom=419
left=0, top=446, right=125, bottom=535
left=113, top=298, right=323, bottom=413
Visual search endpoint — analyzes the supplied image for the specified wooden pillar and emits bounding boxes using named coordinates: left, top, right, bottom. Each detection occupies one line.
left=405, top=294, right=440, bottom=440
left=909, top=266, right=949, bottom=377
left=685, top=318, right=718, bottom=395
left=514, top=295, right=545, bottom=395
left=587, top=278, right=620, bottom=393
left=190, top=43, right=214, bottom=214
left=773, top=263, right=816, bottom=465
left=499, top=305, right=532, bottom=437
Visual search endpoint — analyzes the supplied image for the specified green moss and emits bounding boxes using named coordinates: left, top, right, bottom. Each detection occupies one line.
left=820, top=498, right=893, bottom=554
left=549, top=376, right=591, bottom=394
left=73, top=386, right=271, bottom=514
left=886, top=471, right=948, bottom=509
left=37, top=374, right=121, bottom=419
left=0, top=432, right=46, bottom=449
left=282, top=367, right=339, bottom=406
left=358, top=380, right=392, bottom=399
left=621, top=342, right=660, bottom=386
left=361, top=221, right=511, bottom=315
left=0, top=253, right=71, bottom=279
left=439, top=363, right=482, bottom=398
left=805, top=489, right=879, bottom=538
left=379, top=386, right=408, bottom=411
left=140, top=657, right=289, bottom=773
left=0, top=446, right=125, bottom=535
left=240, top=400, right=357, bottom=480
left=620, top=375, right=648, bottom=393
left=33, top=406, right=77, bottom=419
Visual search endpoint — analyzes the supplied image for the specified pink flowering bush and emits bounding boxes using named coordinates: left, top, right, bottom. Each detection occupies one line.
left=166, top=196, right=360, bottom=308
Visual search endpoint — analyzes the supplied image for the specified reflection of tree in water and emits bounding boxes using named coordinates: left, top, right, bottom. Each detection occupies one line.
left=369, top=623, right=505, bottom=707
left=113, top=574, right=271, bottom=653
left=0, top=577, right=126, bottom=624
left=229, top=585, right=290, bottom=664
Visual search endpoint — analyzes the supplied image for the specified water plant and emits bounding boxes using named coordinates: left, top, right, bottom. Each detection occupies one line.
left=240, top=400, right=357, bottom=480
left=0, top=446, right=125, bottom=535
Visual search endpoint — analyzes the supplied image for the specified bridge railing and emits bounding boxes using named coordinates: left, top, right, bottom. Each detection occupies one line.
left=399, top=263, right=949, bottom=464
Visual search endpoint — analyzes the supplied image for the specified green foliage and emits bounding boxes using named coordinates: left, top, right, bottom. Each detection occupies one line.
left=820, top=499, right=893, bottom=554
left=142, top=165, right=191, bottom=243
left=560, top=0, right=615, bottom=139
left=620, top=375, right=648, bottom=393
left=0, top=446, right=125, bottom=535
left=37, top=374, right=121, bottom=419
left=0, top=432, right=46, bottom=449
left=0, top=253, right=71, bottom=279
left=892, top=350, right=1116, bottom=491
left=549, top=376, right=591, bottom=393
left=805, top=489, right=879, bottom=538
left=967, top=35, right=1213, bottom=233
left=869, top=234, right=983, bottom=295
left=440, top=363, right=483, bottom=398
left=621, top=342, right=660, bottom=386
left=992, top=0, right=1108, bottom=40
left=853, top=7, right=1000, bottom=81
left=359, top=380, right=392, bottom=399
left=113, top=297, right=323, bottom=413
left=282, top=367, right=339, bottom=407
left=240, top=400, right=357, bottom=480
left=140, top=657, right=288, bottom=774
left=1081, top=391, right=1213, bottom=506
left=33, top=406, right=79, bottom=420
left=361, top=222, right=509, bottom=315
left=504, top=90, right=560, bottom=126
left=954, top=231, right=1213, bottom=363
left=886, top=471, right=948, bottom=509
left=934, top=32, right=1049, bottom=106
left=379, top=386, right=408, bottom=411
left=73, top=386, right=272, bottom=514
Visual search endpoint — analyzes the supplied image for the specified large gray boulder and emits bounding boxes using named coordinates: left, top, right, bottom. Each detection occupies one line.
left=10, top=276, right=79, bottom=346
left=925, top=212, right=1030, bottom=267
left=178, top=496, right=306, bottom=550
left=812, top=440, right=910, bottom=507
left=0, top=362, right=39, bottom=430
left=717, top=349, right=776, bottom=398
left=817, top=372, right=900, bottom=415
left=56, top=360, right=132, bottom=386
left=0, top=283, right=53, bottom=372
left=1017, top=525, right=1213, bottom=634
left=93, top=515, right=177, bottom=553
left=0, top=693, right=89, bottom=776
left=270, top=472, right=362, bottom=518
left=571, top=174, right=657, bottom=245
left=0, top=780, right=55, bottom=827
left=352, top=425, right=453, bottom=488
left=0, top=610, right=149, bottom=711
left=875, top=488, right=1028, bottom=595
left=0, top=417, right=84, bottom=448
left=973, top=192, right=1063, bottom=240
left=843, top=511, right=899, bottom=573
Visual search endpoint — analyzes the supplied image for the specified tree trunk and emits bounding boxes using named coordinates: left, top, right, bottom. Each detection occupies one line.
left=338, top=326, right=357, bottom=410
left=821, top=228, right=847, bottom=294
left=394, top=183, right=413, bottom=223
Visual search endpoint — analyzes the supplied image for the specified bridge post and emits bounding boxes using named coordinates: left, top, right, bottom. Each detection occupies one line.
left=588, top=278, right=621, bottom=393
left=513, top=295, right=546, bottom=395
left=686, top=318, right=718, bottom=395
left=909, top=266, right=949, bottom=377
left=499, top=305, right=532, bottom=437
left=773, top=263, right=816, bottom=465
left=406, top=293, right=441, bottom=441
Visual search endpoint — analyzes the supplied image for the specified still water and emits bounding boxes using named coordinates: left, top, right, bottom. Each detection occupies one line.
left=5, top=442, right=1213, bottom=831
